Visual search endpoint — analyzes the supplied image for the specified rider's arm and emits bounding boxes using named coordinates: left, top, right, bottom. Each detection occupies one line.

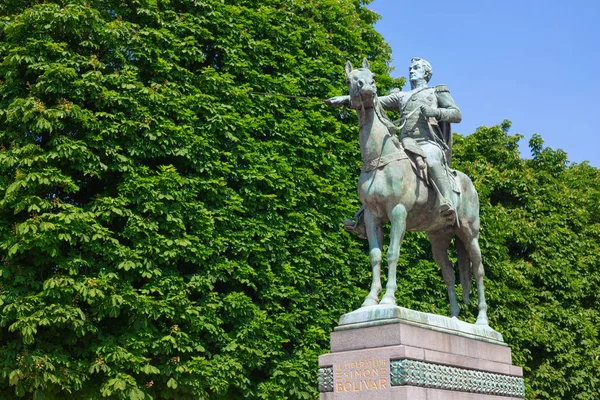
left=435, top=85, right=462, bottom=123
left=378, top=91, right=402, bottom=111
left=324, top=95, right=350, bottom=107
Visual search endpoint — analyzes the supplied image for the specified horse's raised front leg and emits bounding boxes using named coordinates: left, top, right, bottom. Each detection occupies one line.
left=361, top=208, right=383, bottom=307
left=427, top=231, right=460, bottom=318
left=380, top=204, right=407, bottom=305
left=466, top=237, right=488, bottom=325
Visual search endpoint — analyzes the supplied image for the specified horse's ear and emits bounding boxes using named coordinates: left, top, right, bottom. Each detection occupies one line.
left=362, top=58, right=370, bottom=70
left=345, top=61, right=353, bottom=76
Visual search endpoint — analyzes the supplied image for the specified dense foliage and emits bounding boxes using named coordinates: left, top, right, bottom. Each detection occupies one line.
left=452, top=125, right=600, bottom=400
left=0, top=0, right=395, bottom=398
left=0, top=0, right=598, bottom=399
left=387, top=122, right=600, bottom=400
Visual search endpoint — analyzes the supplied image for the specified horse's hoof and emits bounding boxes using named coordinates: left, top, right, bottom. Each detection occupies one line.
left=361, top=297, right=379, bottom=307
left=475, top=317, right=489, bottom=326
left=379, top=295, right=396, bottom=306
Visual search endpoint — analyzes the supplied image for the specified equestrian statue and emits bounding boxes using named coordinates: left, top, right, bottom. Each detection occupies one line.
left=325, top=58, right=488, bottom=325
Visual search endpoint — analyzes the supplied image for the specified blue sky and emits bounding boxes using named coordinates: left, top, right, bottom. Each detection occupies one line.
left=368, top=0, right=600, bottom=167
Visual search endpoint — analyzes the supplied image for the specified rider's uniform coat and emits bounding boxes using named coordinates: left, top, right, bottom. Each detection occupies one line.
left=378, top=84, right=461, bottom=163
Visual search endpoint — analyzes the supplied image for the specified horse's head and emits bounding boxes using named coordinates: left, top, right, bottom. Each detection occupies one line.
left=345, top=58, right=377, bottom=110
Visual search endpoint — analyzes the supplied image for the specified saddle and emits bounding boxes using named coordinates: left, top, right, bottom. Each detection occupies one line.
left=345, top=137, right=461, bottom=237
left=398, top=136, right=460, bottom=195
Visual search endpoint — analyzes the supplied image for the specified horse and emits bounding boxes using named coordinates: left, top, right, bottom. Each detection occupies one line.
left=341, top=58, right=488, bottom=325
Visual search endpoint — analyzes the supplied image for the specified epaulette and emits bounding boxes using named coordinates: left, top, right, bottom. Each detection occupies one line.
left=435, top=84, right=450, bottom=93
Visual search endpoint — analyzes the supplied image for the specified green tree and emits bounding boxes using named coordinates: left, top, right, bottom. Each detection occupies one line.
left=451, top=125, right=600, bottom=399
left=0, top=0, right=397, bottom=398
left=359, top=120, right=600, bottom=399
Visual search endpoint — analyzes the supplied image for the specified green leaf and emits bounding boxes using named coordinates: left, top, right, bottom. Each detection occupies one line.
left=8, top=369, right=21, bottom=386
left=129, top=388, right=145, bottom=400
left=141, top=364, right=160, bottom=374
left=167, top=378, right=178, bottom=389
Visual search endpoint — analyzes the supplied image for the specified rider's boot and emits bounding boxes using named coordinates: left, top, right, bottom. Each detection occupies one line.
left=429, top=163, right=456, bottom=225
left=343, top=207, right=367, bottom=239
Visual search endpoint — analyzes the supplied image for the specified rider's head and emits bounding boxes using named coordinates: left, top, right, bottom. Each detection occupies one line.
left=409, top=57, right=432, bottom=83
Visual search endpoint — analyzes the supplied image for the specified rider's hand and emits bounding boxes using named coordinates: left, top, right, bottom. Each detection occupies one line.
left=420, top=105, right=441, bottom=118
left=324, top=96, right=349, bottom=107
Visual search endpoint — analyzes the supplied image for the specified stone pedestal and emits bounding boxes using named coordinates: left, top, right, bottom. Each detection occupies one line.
left=318, top=306, right=524, bottom=399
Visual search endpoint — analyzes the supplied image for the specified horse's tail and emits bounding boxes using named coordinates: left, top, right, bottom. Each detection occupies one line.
left=456, top=237, right=472, bottom=304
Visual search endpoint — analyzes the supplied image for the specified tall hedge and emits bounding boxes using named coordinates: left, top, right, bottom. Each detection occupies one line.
left=0, top=0, right=395, bottom=398
left=1, top=1, right=599, bottom=400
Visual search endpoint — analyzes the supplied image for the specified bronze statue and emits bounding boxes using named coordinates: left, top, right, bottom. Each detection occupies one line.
left=325, top=58, right=488, bottom=325
left=329, top=57, right=462, bottom=236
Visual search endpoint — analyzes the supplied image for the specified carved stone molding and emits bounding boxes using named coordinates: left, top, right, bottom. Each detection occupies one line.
left=390, top=359, right=525, bottom=398
left=318, top=367, right=334, bottom=392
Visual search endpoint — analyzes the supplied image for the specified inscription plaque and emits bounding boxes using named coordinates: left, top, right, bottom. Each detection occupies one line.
left=334, top=358, right=388, bottom=393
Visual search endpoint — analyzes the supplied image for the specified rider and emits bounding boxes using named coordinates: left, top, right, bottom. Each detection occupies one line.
left=326, top=57, right=462, bottom=236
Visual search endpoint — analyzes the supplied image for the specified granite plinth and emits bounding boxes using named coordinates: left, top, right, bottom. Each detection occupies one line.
left=319, top=307, right=524, bottom=399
